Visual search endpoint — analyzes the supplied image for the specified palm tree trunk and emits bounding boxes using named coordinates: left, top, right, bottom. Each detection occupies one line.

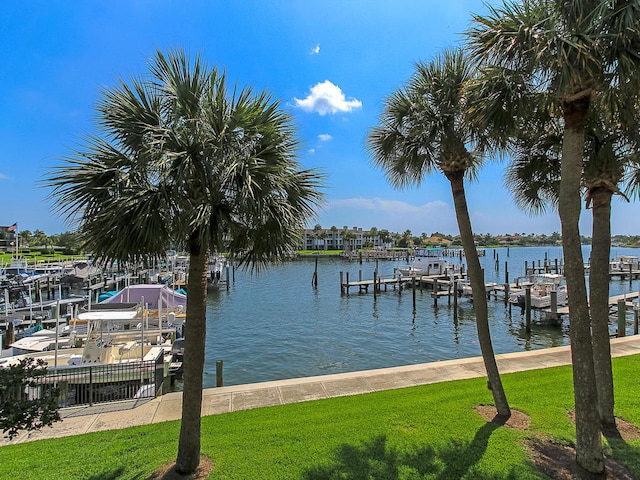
left=559, top=98, right=604, bottom=474
left=175, top=236, right=209, bottom=474
left=447, top=171, right=510, bottom=417
left=590, top=187, right=615, bottom=427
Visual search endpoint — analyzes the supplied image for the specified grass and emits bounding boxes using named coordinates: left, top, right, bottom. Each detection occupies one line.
left=1, top=357, right=640, bottom=479
left=0, top=252, right=86, bottom=265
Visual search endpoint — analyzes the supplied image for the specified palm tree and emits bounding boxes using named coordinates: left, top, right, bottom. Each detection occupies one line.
left=505, top=100, right=640, bottom=428
left=45, top=49, right=323, bottom=475
left=467, top=1, right=640, bottom=472
left=368, top=48, right=511, bottom=418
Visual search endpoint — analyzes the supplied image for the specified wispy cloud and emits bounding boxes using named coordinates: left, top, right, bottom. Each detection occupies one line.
left=317, top=133, right=332, bottom=142
left=310, top=44, right=320, bottom=55
left=0, top=173, right=8, bottom=180
left=320, top=197, right=458, bottom=233
left=294, top=80, right=362, bottom=115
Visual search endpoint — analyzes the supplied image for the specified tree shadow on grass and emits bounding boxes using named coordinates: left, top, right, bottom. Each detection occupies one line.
left=601, top=423, right=640, bottom=478
left=85, top=467, right=126, bottom=480
left=304, top=422, right=523, bottom=480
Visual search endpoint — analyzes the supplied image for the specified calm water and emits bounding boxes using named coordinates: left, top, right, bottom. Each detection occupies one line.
left=200, top=246, right=640, bottom=387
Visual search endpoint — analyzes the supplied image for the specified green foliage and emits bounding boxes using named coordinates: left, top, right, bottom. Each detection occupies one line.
left=0, top=358, right=61, bottom=440
left=1, top=357, right=640, bottom=478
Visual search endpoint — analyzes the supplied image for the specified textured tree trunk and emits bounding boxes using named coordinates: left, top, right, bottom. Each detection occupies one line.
left=590, top=187, right=615, bottom=427
left=448, top=171, right=511, bottom=417
left=175, top=236, right=209, bottom=474
left=559, top=98, right=604, bottom=475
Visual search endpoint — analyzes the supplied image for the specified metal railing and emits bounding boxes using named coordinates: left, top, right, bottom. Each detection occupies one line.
left=26, top=352, right=165, bottom=407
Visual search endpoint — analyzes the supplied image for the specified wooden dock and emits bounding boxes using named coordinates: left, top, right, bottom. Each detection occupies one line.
left=546, top=292, right=640, bottom=316
left=339, top=272, right=468, bottom=295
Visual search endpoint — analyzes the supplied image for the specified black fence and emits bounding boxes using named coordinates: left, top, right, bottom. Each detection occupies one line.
left=28, top=352, right=165, bottom=407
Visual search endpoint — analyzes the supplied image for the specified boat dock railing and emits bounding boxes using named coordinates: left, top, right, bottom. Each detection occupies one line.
left=11, top=351, right=166, bottom=408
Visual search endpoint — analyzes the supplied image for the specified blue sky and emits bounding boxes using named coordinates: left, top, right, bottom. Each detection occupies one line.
left=1, top=1, right=637, bottom=236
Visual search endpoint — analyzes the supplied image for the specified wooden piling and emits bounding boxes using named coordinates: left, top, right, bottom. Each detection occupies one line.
left=525, top=287, right=532, bottom=334
left=373, top=271, right=377, bottom=301
left=216, top=360, right=224, bottom=387
left=453, top=281, right=458, bottom=310
left=312, top=257, right=318, bottom=287
left=412, top=277, right=416, bottom=312
left=618, top=299, right=626, bottom=337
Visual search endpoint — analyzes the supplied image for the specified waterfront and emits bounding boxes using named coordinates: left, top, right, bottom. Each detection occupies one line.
left=199, top=245, right=640, bottom=388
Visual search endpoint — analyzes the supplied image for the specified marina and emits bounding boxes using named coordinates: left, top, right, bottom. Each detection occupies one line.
left=199, top=245, right=640, bottom=388
left=3, top=245, right=640, bottom=393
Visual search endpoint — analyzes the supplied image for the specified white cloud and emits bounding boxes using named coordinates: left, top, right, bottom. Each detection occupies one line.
left=0, top=173, right=8, bottom=180
left=317, top=133, right=332, bottom=142
left=294, top=81, right=362, bottom=115
left=310, top=44, right=320, bottom=55
left=308, top=148, right=316, bottom=155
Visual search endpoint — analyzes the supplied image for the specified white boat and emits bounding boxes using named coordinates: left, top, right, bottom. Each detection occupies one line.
left=458, top=281, right=499, bottom=296
left=609, top=255, right=640, bottom=274
left=508, top=273, right=568, bottom=309
left=97, top=283, right=186, bottom=326
left=397, top=248, right=457, bottom=277
left=207, top=255, right=228, bottom=291
left=0, top=308, right=177, bottom=405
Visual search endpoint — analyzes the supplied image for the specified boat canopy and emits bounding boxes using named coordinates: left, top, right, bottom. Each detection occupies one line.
left=99, top=284, right=187, bottom=309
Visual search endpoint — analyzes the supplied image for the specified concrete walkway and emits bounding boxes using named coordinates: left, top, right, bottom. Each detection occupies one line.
left=4, top=335, right=640, bottom=446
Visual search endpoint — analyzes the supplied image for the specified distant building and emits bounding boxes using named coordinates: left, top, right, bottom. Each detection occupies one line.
left=0, top=223, right=17, bottom=252
left=300, top=226, right=386, bottom=251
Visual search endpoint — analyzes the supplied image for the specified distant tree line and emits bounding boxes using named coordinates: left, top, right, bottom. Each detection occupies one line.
left=8, top=229, right=84, bottom=255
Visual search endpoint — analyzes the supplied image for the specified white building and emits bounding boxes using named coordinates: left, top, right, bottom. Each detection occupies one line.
left=300, top=226, right=386, bottom=251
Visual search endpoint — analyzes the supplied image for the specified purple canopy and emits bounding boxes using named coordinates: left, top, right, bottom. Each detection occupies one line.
left=101, top=284, right=187, bottom=310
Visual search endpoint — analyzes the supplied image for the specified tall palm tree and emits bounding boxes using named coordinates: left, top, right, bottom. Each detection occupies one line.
left=45, top=49, right=324, bottom=475
left=468, top=1, right=640, bottom=472
left=368, top=48, right=511, bottom=417
left=505, top=101, right=639, bottom=428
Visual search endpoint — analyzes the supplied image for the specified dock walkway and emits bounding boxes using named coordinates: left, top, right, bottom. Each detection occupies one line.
left=549, top=291, right=640, bottom=315
left=3, top=335, right=640, bottom=446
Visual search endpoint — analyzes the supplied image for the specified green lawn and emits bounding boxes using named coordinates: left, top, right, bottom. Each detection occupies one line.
left=1, top=357, right=639, bottom=479
left=0, top=252, right=86, bottom=265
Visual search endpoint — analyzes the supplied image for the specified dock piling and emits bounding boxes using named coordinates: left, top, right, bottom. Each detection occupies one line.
left=216, top=360, right=224, bottom=387
left=618, top=299, right=627, bottom=337
left=525, top=287, right=532, bottom=334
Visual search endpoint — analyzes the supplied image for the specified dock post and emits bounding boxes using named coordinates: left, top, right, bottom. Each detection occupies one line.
left=550, top=290, right=558, bottom=314
left=5, top=322, right=14, bottom=349
left=412, top=277, right=416, bottom=312
left=346, top=272, right=350, bottom=295
left=634, top=305, right=639, bottom=335
left=312, top=257, right=318, bottom=287
left=525, top=287, right=532, bottom=334
left=617, top=299, right=626, bottom=337
left=216, top=360, right=224, bottom=387
left=373, top=271, right=377, bottom=301
left=453, top=280, right=458, bottom=316
left=555, top=258, right=558, bottom=274
left=525, top=261, right=528, bottom=276
left=630, top=264, right=633, bottom=287
left=340, top=272, right=344, bottom=294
